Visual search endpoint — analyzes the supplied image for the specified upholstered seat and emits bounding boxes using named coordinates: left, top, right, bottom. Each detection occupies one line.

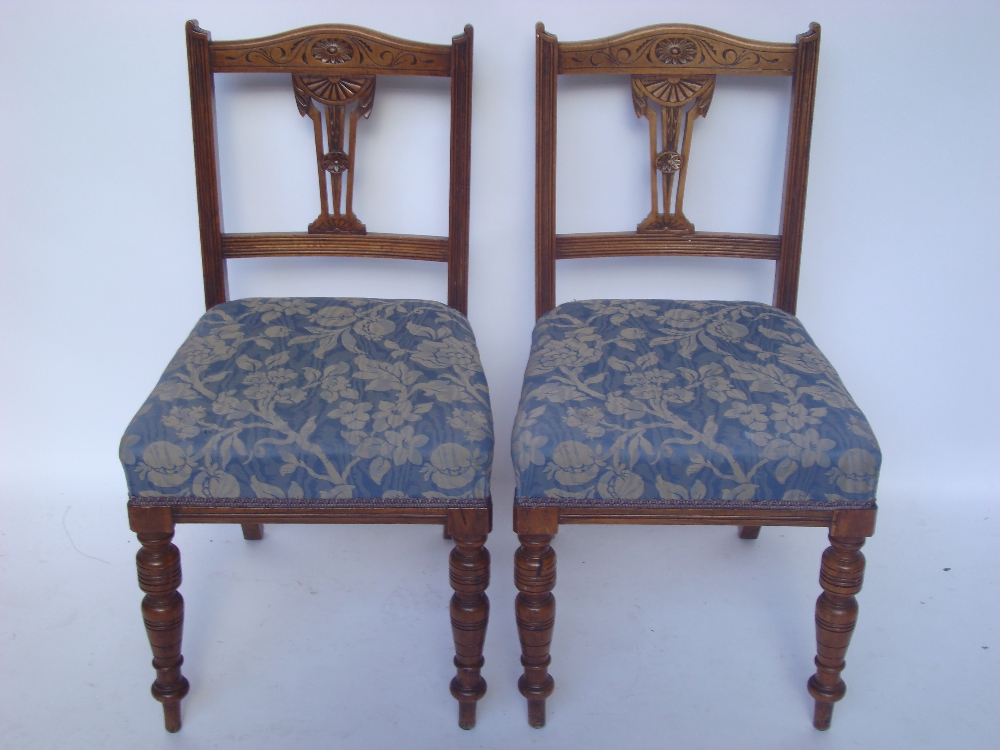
left=513, top=299, right=878, bottom=508
left=123, top=298, right=493, bottom=506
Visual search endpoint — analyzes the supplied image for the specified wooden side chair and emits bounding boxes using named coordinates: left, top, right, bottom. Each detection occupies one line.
left=122, top=21, right=492, bottom=732
left=513, top=22, right=880, bottom=730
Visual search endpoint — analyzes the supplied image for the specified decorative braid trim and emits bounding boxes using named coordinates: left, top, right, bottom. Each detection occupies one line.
left=515, top=495, right=875, bottom=510
left=129, top=495, right=491, bottom=509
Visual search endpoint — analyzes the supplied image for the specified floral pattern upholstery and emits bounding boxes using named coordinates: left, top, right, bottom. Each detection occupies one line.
left=121, top=298, right=493, bottom=507
left=512, top=300, right=880, bottom=508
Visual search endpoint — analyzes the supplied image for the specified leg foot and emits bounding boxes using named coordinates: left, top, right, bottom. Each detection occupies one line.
left=739, top=525, right=761, bottom=539
left=808, top=534, right=866, bottom=730
left=163, top=701, right=182, bottom=733
left=812, top=699, right=834, bottom=730
left=137, top=531, right=190, bottom=732
left=241, top=523, right=263, bottom=540
left=527, top=697, right=546, bottom=728
left=448, top=509, right=490, bottom=729
left=515, top=532, right=556, bottom=727
left=457, top=700, right=476, bottom=730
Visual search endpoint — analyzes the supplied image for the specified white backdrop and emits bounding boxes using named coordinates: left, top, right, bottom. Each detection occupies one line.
left=1, top=1, right=998, bottom=748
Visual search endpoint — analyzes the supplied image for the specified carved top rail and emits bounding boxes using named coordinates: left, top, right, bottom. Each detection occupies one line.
left=557, top=24, right=797, bottom=76
left=209, top=24, right=452, bottom=75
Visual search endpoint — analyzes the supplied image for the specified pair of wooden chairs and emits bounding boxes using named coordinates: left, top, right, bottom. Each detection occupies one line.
left=122, top=20, right=879, bottom=735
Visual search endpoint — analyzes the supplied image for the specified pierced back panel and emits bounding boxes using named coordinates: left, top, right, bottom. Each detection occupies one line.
left=186, top=21, right=474, bottom=314
left=535, top=23, right=820, bottom=318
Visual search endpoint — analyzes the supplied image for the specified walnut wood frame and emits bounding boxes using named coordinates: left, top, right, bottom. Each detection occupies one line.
left=186, top=20, right=474, bottom=315
left=129, top=21, right=488, bottom=734
left=522, top=22, right=877, bottom=731
left=534, top=22, right=819, bottom=318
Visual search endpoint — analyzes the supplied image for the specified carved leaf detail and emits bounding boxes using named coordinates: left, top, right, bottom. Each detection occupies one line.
left=357, top=77, right=376, bottom=119
left=292, top=77, right=313, bottom=116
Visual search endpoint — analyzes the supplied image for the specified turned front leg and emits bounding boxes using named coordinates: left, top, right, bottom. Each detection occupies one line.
left=136, top=532, right=190, bottom=732
left=447, top=509, right=490, bottom=729
left=515, top=533, right=556, bottom=727
left=808, top=534, right=866, bottom=730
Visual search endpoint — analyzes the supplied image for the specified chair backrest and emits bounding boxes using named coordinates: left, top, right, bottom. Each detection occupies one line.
left=535, top=22, right=820, bottom=319
left=186, top=21, right=474, bottom=314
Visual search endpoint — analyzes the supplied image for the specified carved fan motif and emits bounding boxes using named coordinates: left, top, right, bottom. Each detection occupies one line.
left=292, top=74, right=376, bottom=234
left=295, top=75, right=374, bottom=107
left=632, top=76, right=712, bottom=112
left=632, top=74, right=715, bottom=233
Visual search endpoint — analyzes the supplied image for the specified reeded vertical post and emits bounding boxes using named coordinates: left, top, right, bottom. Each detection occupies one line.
left=773, top=22, right=821, bottom=314
left=535, top=23, right=559, bottom=319
left=185, top=20, right=228, bottom=310
left=808, top=534, right=865, bottom=730
left=136, top=531, right=190, bottom=732
left=447, top=25, right=474, bottom=316
left=447, top=508, right=490, bottom=729
left=515, top=533, right=557, bottom=727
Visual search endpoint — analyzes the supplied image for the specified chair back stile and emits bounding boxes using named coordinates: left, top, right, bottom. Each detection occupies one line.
left=185, top=20, right=474, bottom=315
left=534, top=22, right=820, bottom=319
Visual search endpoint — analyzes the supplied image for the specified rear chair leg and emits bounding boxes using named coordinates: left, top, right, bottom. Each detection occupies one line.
left=809, top=534, right=866, bottom=729
left=136, top=531, right=190, bottom=732
left=515, top=532, right=556, bottom=727
left=447, top=509, right=490, bottom=729
left=241, top=524, right=263, bottom=540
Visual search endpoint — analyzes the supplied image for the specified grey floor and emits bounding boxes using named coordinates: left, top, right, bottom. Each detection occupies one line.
left=2, top=478, right=996, bottom=749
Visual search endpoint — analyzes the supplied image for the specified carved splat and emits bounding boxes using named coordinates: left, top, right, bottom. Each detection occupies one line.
left=632, top=74, right=715, bottom=233
left=293, top=74, right=376, bottom=234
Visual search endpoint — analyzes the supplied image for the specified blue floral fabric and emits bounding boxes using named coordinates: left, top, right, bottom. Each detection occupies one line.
left=121, top=298, right=493, bottom=506
left=512, top=300, right=880, bottom=508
